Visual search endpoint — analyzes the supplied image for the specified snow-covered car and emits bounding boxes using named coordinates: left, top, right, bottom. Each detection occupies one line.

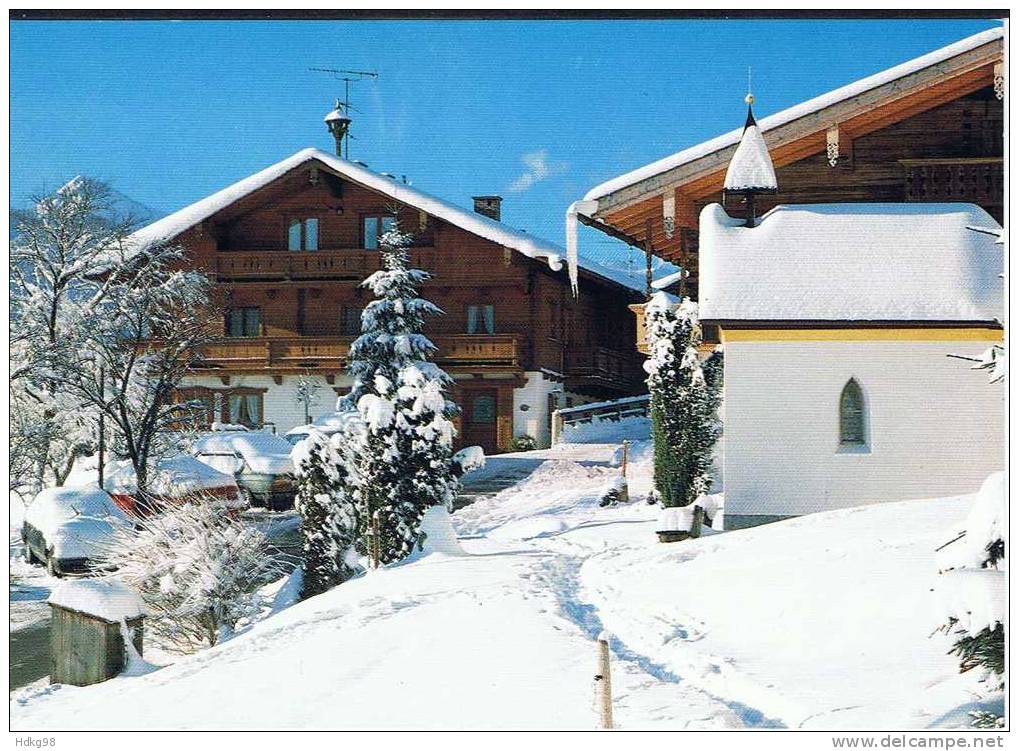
left=192, top=431, right=297, bottom=511
left=22, top=486, right=133, bottom=576
left=104, top=454, right=247, bottom=516
left=283, top=410, right=362, bottom=446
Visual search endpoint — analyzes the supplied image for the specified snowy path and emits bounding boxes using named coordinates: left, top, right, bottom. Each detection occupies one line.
left=9, top=427, right=995, bottom=729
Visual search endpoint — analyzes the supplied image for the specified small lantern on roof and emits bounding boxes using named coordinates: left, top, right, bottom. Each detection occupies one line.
left=723, top=93, right=778, bottom=227
left=324, top=100, right=352, bottom=157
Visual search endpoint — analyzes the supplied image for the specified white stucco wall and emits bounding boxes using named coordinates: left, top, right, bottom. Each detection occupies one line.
left=722, top=338, right=1005, bottom=526
left=182, top=374, right=353, bottom=435
left=185, top=370, right=606, bottom=448
left=511, top=372, right=600, bottom=449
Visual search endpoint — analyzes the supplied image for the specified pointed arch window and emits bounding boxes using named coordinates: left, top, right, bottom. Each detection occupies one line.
left=839, top=379, right=867, bottom=447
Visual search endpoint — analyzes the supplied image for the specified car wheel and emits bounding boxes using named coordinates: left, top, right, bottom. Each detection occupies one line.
left=46, top=551, right=60, bottom=578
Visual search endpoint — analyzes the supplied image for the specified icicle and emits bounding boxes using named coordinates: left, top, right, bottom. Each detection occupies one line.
left=565, top=199, right=598, bottom=296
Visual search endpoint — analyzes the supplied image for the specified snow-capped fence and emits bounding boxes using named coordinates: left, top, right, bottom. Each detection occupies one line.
left=551, top=395, right=650, bottom=445
left=48, top=580, right=145, bottom=687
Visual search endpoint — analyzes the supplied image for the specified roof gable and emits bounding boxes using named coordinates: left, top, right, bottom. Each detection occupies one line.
left=128, top=148, right=645, bottom=293
left=583, top=28, right=1002, bottom=208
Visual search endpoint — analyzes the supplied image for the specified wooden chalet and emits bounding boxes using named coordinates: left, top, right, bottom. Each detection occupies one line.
left=129, top=148, right=646, bottom=453
left=566, top=28, right=1004, bottom=350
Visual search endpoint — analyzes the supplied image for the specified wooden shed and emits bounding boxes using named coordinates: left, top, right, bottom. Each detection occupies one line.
left=48, top=579, right=145, bottom=687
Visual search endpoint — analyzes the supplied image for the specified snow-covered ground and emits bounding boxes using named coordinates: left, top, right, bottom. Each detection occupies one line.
left=9, top=417, right=998, bottom=729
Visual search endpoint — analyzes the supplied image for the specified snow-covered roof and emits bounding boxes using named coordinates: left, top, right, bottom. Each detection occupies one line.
left=49, top=579, right=145, bottom=622
left=698, top=202, right=1003, bottom=323
left=583, top=27, right=1002, bottom=203
left=126, top=148, right=644, bottom=294
left=324, top=108, right=349, bottom=123
left=723, top=106, right=777, bottom=192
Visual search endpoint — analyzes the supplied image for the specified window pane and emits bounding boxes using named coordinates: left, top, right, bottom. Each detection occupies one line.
left=472, top=395, right=497, bottom=424
left=483, top=304, right=495, bottom=334
left=304, top=218, right=318, bottom=251
left=244, top=308, right=261, bottom=337
left=341, top=307, right=361, bottom=336
left=363, top=217, right=379, bottom=249
left=288, top=219, right=302, bottom=251
left=227, top=309, right=243, bottom=337
left=228, top=394, right=242, bottom=424
left=245, top=394, right=262, bottom=426
left=466, top=305, right=478, bottom=334
left=381, top=216, right=396, bottom=236
left=839, top=380, right=865, bottom=444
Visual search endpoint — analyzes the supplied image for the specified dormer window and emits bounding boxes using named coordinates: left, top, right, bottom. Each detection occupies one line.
left=363, top=215, right=396, bottom=250
left=288, top=217, right=319, bottom=251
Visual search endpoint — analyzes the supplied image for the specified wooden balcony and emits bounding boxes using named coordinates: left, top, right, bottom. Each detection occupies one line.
left=212, top=247, right=515, bottom=283
left=193, top=334, right=520, bottom=373
left=901, top=157, right=1003, bottom=207
left=565, top=346, right=637, bottom=392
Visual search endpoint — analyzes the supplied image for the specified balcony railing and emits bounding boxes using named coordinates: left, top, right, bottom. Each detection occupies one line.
left=565, top=346, right=638, bottom=391
left=194, top=334, right=519, bottom=371
left=212, top=247, right=512, bottom=282
left=901, top=158, right=1003, bottom=206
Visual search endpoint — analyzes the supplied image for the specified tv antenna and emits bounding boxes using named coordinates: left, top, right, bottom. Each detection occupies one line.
left=309, top=67, right=379, bottom=158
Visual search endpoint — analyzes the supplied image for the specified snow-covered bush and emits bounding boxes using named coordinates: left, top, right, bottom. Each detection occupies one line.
left=599, top=475, right=629, bottom=507
left=341, top=226, right=461, bottom=564
left=511, top=435, right=537, bottom=451
left=292, top=431, right=361, bottom=597
left=452, top=445, right=486, bottom=478
left=97, top=496, right=285, bottom=652
left=936, top=472, right=1005, bottom=712
left=643, top=293, right=723, bottom=508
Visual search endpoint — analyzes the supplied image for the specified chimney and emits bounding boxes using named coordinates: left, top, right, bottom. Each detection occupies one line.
left=472, top=195, right=502, bottom=222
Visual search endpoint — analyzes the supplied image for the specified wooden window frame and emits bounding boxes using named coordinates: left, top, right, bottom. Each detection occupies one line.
left=222, top=387, right=268, bottom=429
left=466, top=304, right=496, bottom=335
left=225, top=306, right=263, bottom=338
left=287, top=216, right=320, bottom=251
left=361, top=213, right=397, bottom=250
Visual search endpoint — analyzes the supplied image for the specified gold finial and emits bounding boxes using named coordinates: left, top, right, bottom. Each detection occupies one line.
left=745, top=93, right=754, bottom=105
left=745, top=66, right=754, bottom=105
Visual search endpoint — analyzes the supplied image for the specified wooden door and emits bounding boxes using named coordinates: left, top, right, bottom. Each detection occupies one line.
left=462, top=389, right=499, bottom=454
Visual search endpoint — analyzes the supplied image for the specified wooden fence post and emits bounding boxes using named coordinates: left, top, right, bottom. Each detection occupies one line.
left=595, top=633, right=614, bottom=729
left=551, top=409, right=563, bottom=446
left=620, top=440, right=630, bottom=478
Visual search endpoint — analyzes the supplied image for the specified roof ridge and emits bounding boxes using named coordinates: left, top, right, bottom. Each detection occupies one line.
left=125, top=148, right=647, bottom=293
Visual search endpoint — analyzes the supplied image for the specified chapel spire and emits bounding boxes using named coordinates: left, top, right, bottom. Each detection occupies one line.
left=723, top=92, right=778, bottom=227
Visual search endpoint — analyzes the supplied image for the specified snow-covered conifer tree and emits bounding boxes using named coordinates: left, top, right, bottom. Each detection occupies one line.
left=936, top=477, right=1005, bottom=724
left=292, top=431, right=361, bottom=597
left=643, top=293, right=722, bottom=508
left=344, top=226, right=460, bottom=563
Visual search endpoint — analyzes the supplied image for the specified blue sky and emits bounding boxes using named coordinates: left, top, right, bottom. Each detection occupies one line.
left=10, top=18, right=1001, bottom=267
